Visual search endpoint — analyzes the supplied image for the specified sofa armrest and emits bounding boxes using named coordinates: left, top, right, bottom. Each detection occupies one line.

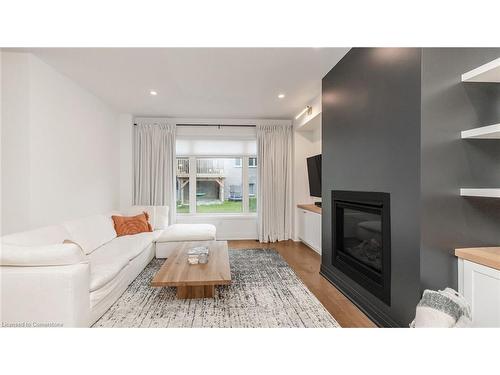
left=0, top=243, right=87, bottom=267
left=1, top=263, right=90, bottom=327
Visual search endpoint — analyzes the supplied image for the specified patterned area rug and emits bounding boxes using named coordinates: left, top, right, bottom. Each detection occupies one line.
left=93, top=249, right=339, bottom=328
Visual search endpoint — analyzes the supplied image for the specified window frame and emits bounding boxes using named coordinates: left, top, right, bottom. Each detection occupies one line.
left=176, top=154, right=257, bottom=216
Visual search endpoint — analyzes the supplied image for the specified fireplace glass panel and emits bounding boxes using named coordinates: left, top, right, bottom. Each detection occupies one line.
left=338, top=207, right=382, bottom=273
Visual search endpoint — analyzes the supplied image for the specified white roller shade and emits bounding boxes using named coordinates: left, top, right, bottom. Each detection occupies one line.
left=176, top=125, right=257, bottom=156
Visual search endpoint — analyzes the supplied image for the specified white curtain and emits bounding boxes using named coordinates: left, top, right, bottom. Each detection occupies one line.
left=133, top=122, right=176, bottom=223
left=257, top=122, right=293, bottom=242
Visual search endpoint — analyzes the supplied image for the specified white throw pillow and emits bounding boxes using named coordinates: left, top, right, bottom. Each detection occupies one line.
left=126, top=206, right=169, bottom=230
left=126, top=206, right=156, bottom=228
left=63, top=215, right=117, bottom=255
left=153, top=206, right=169, bottom=230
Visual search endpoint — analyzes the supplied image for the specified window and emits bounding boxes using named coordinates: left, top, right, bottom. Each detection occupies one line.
left=248, top=158, right=257, bottom=212
left=176, top=125, right=257, bottom=215
left=196, top=158, right=242, bottom=213
left=176, top=156, right=256, bottom=214
left=176, top=158, right=190, bottom=213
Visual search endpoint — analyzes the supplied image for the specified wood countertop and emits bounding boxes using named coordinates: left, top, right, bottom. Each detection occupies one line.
left=297, top=204, right=322, bottom=214
left=455, top=247, right=500, bottom=271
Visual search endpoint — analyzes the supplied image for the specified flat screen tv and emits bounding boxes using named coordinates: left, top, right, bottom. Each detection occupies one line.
left=306, top=154, right=322, bottom=197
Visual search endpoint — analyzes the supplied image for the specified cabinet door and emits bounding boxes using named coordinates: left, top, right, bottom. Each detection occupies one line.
left=463, top=260, right=500, bottom=327
left=297, top=209, right=306, bottom=240
left=303, top=211, right=314, bottom=246
left=309, top=212, right=322, bottom=253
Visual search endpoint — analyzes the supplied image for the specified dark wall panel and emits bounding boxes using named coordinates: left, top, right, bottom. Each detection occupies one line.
left=322, top=48, right=422, bottom=326
left=420, top=48, right=500, bottom=291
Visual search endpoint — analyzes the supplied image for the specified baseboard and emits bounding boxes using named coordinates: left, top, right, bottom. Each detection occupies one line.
left=219, top=236, right=258, bottom=241
left=320, top=265, right=400, bottom=328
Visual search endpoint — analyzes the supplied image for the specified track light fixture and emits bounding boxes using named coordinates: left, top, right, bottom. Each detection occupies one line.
left=295, top=105, right=312, bottom=120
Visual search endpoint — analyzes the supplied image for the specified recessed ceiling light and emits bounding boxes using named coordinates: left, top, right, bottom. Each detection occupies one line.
left=278, top=93, right=285, bottom=99
left=150, top=90, right=158, bottom=96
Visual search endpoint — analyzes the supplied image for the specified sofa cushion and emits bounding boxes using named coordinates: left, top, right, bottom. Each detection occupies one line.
left=1, top=225, right=70, bottom=246
left=125, top=206, right=169, bottom=230
left=107, top=231, right=157, bottom=261
left=63, top=214, right=117, bottom=255
left=151, top=229, right=164, bottom=241
left=156, top=224, right=216, bottom=243
left=89, top=251, right=129, bottom=293
left=88, top=232, right=156, bottom=291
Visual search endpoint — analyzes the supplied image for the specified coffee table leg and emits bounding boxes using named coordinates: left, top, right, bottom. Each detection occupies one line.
left=176, top=285, right=215, bottom=299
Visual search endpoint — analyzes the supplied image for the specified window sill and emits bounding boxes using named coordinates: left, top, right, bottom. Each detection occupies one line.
left=176, top=213, right=257, bottom=219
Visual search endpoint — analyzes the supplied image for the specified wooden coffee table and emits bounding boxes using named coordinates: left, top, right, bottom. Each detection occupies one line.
left=151, top=240, right=231, bottom=299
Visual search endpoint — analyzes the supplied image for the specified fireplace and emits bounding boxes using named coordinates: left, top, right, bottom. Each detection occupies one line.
left=332, top=191, right=391, bottom=305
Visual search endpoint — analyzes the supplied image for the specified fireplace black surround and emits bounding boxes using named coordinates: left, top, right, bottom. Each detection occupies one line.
left=331, top=191, right=391, bottom=305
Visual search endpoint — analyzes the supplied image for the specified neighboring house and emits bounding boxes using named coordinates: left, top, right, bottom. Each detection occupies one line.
left=176, top=158, right=257, bottom=204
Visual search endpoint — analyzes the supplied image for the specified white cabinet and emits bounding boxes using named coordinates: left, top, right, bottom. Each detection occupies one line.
left=458, top=259, right=500, bottom=327
left=297, top=208, right=306, bottom=240
left=297, top=207, right=321, bottom=254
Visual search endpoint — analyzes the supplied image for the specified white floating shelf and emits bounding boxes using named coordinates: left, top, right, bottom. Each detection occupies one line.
left=460, top=188, right=500, bottom=198
left=461, top=57, right=500, bottom=83
left=461, top=123, right=500, bottom=139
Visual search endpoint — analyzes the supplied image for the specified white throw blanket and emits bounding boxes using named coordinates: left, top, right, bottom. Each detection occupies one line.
left=410, top=288, right=472, bottom=328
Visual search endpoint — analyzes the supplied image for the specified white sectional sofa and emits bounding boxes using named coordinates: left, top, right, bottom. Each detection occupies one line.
left=0, top=206, right=217, bottom=327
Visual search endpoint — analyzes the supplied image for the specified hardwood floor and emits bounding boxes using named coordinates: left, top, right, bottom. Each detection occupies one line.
left=228, top=239, right=376, bottom=328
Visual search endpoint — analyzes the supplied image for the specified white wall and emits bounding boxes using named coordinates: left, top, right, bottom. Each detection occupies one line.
left=0, top=50, right=1, bottom=237
left=1, top=52, right=31, bottom=234
left=1, top=52, right=120, bottom=234
left=292, top=94, right=322, bottom=240
left=119, top=114, right=134, bottom=211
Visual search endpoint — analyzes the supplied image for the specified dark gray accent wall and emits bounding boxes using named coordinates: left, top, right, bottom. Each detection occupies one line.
left=321, top=48, right=422, bottom=326
left=420, top=48, right=500, bottom=291
left=321, top=47, right=500, bottom=326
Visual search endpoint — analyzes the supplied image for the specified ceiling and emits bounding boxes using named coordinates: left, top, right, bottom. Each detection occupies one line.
left=23, top=48, right=349, bottom=119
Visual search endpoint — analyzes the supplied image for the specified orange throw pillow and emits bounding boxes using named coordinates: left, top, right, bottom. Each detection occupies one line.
left=112, top=212, right=152, bottom=237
